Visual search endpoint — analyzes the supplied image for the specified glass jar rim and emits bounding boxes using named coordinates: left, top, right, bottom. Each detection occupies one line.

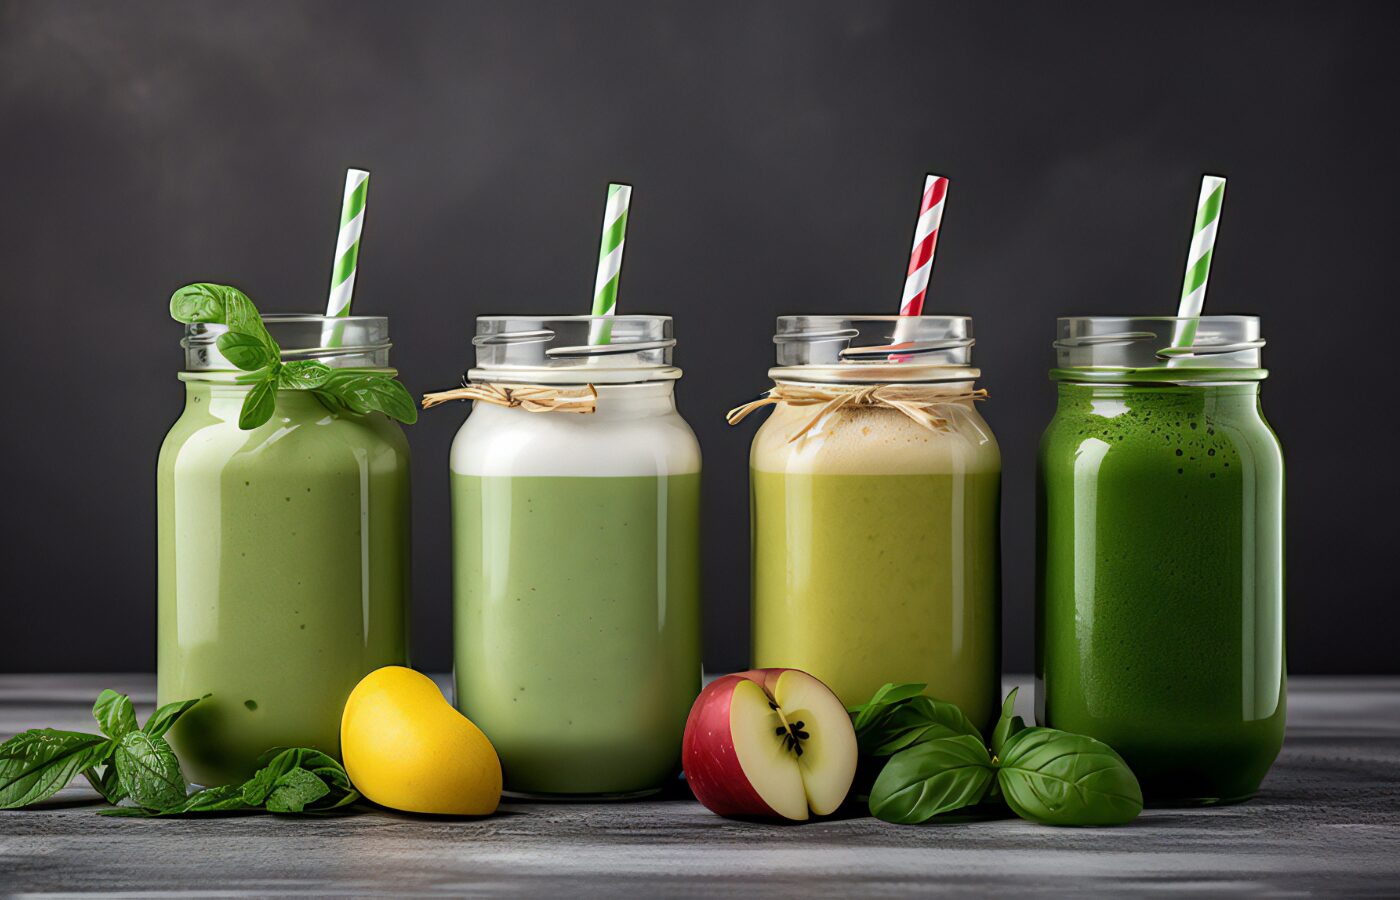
left=769, top=314, right=976, bottom=383
left=181, top=314, right=392, bottom=370
left=1052, top=314, right=1264, bottom=381
left=469, top=314, right=679, bottom=384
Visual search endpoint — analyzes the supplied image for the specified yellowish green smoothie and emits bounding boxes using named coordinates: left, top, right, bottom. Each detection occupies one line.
left=157, top=380, right=410, bottom=786
left=750, top=399, right=1001, bottom=729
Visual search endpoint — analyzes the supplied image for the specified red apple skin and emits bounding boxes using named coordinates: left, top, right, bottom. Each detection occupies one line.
left=682, top=673, right=782, bottom=818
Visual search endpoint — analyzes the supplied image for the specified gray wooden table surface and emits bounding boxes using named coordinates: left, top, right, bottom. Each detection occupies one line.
left=2, top=675, right=1398, bottom=898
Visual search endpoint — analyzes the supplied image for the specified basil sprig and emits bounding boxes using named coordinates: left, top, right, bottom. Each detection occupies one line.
left=0, top=690, right=360, bottom=817
left=852, top=683, right=1143, bottom=827
left=0, top=689, right=203, bottom=810
left=169, top=283, right=417, bottom=430
left=102, top=747, right=359, bottom=817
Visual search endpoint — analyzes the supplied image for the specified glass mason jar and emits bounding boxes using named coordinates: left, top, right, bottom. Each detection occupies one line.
left=449, top=315, right=702, bottom=798
left=1037, top=316, right=1285, bottom=804
left=157, top=316, right=411, bottom=786
left=746, top=315, right=1001, bottom=730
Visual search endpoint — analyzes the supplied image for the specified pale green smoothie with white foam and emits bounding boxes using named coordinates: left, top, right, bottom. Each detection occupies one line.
left=446, top=314, right=702, bottom=797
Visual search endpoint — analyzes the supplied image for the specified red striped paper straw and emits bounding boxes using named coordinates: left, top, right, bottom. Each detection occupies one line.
left=899, top=174, right=949, bottom=317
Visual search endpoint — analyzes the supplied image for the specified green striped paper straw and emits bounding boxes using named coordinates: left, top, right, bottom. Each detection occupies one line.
left=1172, top=175, right=1226, bottom=348
left=588, top=183, right=632, bottom=345
left=326, top=168, right=370, bottom=318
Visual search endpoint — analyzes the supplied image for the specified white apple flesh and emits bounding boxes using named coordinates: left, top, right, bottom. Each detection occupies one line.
left=682, top=668, right=858, bottom=821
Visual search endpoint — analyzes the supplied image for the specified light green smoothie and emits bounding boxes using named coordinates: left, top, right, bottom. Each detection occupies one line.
left=452, top=472, right=702, bottom=796
left=158, top=380, right=410, bottom=786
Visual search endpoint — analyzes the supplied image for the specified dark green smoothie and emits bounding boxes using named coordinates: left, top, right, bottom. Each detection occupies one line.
left=1037, top=380, right=1285, bottom=803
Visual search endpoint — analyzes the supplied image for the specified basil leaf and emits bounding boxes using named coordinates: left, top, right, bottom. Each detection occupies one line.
left=220, top=287, right=276, bottom=351
left=0, top=730, right=113, bottom=809
left=849, top=682, right=927, bottom=729
left=311, top=389, right=349, bottom=415
left=869, top=734, right=995, bottom=824
left=278, top=360, right=333, bottom=390
left=238, top=377, right=278, bottom=430
left=114, top=731, right=187, bottom=810
left=142, top=695, right=208, bottom=739
left=254, top=746, right=339, bottom=771
left=321, top=372, right=418, bottom=424
left=275, top=750, right=359, bottom=809
left=100, top=784, right=251, bottom=817
left=243, top=748, right=357, bottom=812
left=178, top=784, right=253, bottom=813
left=859, top=695, right=982, bottom=757
left=92, top=690, right=138, bottom=740
left=83, top=763, right=127, bottom=805
left=314, top=782, right=362, bottom=810
left=242, top=746, right=304, bottom=805
left=169, top=283, right=228, bottom=324
left=169, top=283, right=273, bottom=347
left=997, top=728, right=1143, bottom=826
left=217, top=332, right=276, bottom=371
left=990, top=688, right=1026, bottom=758
left=266, top=767, right=331, bottom=813
left=167, top=283, right=414, bottom=429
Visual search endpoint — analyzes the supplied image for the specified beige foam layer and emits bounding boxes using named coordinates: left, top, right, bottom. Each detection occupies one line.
left=750, top=401, right=1001, bottom=476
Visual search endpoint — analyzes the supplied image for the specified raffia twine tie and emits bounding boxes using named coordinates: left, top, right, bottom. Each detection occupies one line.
left=421, top=382, right=599, bottom=414
left=726, top=383, right=988, bottom=443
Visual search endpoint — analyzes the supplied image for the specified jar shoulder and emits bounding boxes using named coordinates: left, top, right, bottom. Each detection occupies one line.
left=451, top=404, right=701, bottom=477
left=1039, top=398, right=1282, bottom=481
left=159, top=400, right=410, bottom=475
left=751, top=403, right=1000, bottom=476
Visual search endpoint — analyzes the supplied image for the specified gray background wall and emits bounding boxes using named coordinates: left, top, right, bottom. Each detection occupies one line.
left=2, top=0, right=1395, bottom=674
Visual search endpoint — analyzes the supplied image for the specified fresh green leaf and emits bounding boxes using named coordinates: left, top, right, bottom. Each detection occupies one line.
left=268, top=749, right=357, bottom=805
left=0, top=730, right=113, bottom=809
left=238, top=377, right=278, bottom=430
left=112, top=747, right=359, bottom=817
left=177, top=784, right=254, bottom=813
left=848, top=682, right=979, bottom=758
left=241, top=750, right=294, bottom=806
left=311, top=390, right=349, bottom=415
left=320, top=372, right=418, bottom=424
left=99, top=784, right=250, bottom=817
left=869, top=734, right=995, bottom=824
left=170, top=283, right=273, bottom=348
left=266, top=767, right=331, bottom=813
left=997, top=728, right=1143, bottom=826
left=858, top=695, right=982, bottom=757
left=114, top=731, right=187, bottom=810
left=990, top=688, right=1027, bottom=759
left=83, top=764, right=127, bottom=805
left=168, top=282, right=416, bottom=430
left=217, top=332, right=277, bottom=371
left=221, top=288, right=275, bottom=350
left=169, top=283, right=228, bottom=324
left=92, top=690, right=138, bottom=740
left=253, top=746, right=339, bottom=771
left=242, top=748, right=358, bottom=813
left=278, top=360, right=333, bottom=390
left=849, top=682, right=927, bottom=729
left=142, top=695, right=209, bottom=739
left=244, top=747, right=336, bottom=800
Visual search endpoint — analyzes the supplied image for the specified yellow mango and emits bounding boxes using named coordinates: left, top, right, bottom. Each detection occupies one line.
left=341, top=666, right=502, bottom=815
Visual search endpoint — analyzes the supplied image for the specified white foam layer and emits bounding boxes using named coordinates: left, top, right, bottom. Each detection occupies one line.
left=751, top=396, right=1000, bottom=476
left=450, top=382, right=701, bottom=478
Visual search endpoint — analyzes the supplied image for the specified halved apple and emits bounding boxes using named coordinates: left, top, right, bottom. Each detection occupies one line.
left=682, top=668, right=857, bottom=821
